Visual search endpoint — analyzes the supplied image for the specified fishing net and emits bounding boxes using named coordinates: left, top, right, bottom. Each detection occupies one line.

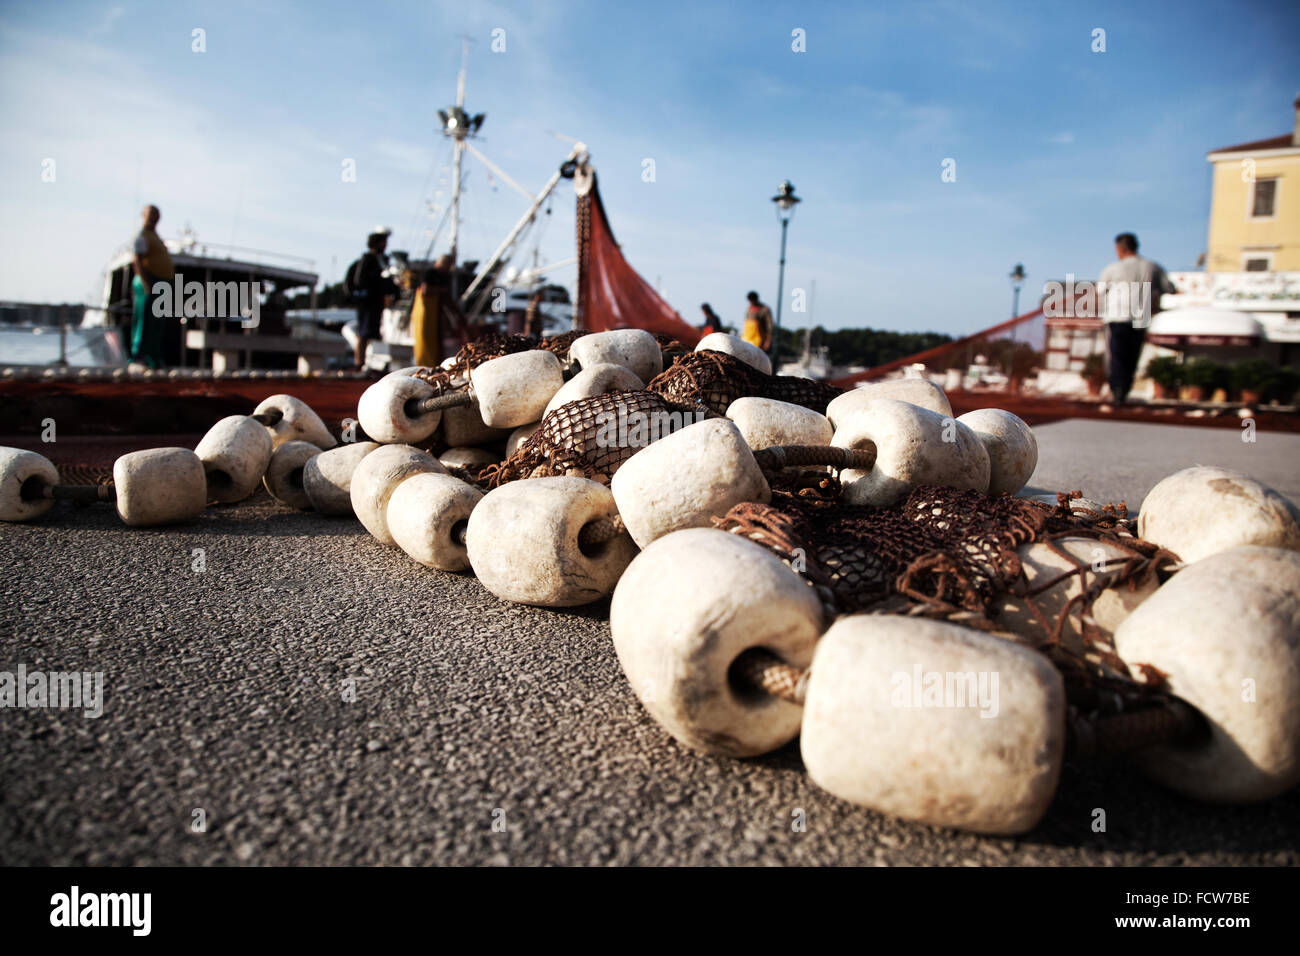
left=648, top=350, right=844, bottom=416
left=478, top=390, right=712, bottom=488
left=437, top=330, right=601, bottom=377
left=539, top=329, right=590, bottom=360
left=650, top=332, right=691, bottom=362
left=409, top=333, right=589, bottom=400
left=442, top=332, right=539, bottom=375
left=408, top=366, right=457, bottom=390
left=52, top=463, right=115, bottom=487
left=714, top=485, right=1180, bottom=698
left=574, top=168, right=705, bottom=347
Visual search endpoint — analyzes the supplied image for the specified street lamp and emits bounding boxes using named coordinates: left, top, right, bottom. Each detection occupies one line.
left=1009, top=263, right=1027, bottom=318
left=771, top=180, right=801, bottom=363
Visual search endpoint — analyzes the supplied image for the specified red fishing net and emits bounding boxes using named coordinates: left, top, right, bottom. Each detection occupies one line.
left=574, top=171, right=704, bottom=347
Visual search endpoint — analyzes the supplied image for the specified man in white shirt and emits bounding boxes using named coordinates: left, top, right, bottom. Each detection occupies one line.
left=1096, top=232, right=1176, bottom=402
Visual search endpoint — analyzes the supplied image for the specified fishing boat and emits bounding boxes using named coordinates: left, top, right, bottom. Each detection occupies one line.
left=0, top=44, right=701, bottom=437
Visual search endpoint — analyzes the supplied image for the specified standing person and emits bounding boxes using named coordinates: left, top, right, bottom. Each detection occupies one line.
left=129, top=204, right=175, bottom=370
left=699, top=303, right=722, bottom=335
left=345, top=227, right=397, bottom=371
left=409, top=267, right=438, bottom=367
left=1097, top=232, right=1177, bottom=402
left=742, top=291, right=773, bottom=353
left=411, top=255, right=467, bottom=366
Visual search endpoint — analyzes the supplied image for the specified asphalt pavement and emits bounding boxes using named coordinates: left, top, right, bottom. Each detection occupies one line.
left=2, top=419, right=1298, bottom=865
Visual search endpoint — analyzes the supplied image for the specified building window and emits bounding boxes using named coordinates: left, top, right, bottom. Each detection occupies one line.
left=1243, top=251, right=1273, bottom=272
left=1250, top=178, right=1278, bottom=218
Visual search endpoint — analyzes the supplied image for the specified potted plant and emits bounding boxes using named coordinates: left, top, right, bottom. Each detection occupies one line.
left=1144, top=355, right=1181, bottom=400
left=1229, top=359, right=1275, bottom=405
left=1081, top=353, right=1106, bottom=397
left=1269, top=366, right=1300, bottom=406
left=1180, top=357, right=1224, bottom=402
left=1005, top=342, right=1040, bottom=395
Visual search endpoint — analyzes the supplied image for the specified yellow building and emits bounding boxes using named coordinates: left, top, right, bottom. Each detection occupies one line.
left=1204, top=95, right=1300, bottom=272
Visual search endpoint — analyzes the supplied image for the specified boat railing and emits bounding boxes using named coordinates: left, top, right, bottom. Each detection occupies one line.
left=102, top=239, right=317, bottom=276
left=166, top=239, right=317, bottom=271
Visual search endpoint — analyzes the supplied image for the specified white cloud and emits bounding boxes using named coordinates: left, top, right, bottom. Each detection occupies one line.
left=89, top=5, right=125, bottom=37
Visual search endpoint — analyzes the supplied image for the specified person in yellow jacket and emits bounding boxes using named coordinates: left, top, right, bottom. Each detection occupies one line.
left=129, top=205, right=175, bottom=369
left=742, top=290, right=773, bottom=353
left=411, top=256, right=466, bottom=367
left=409, top=273, right=437, bottom=367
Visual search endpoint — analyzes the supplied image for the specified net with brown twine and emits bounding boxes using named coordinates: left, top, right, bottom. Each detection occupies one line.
left=715, top=482, right=1195, bottom=755
left=715, top=485, right=1179, bottom=689
left=441, top=330, right=681, bottom=379
left=647, top=350, right=844, bottom=416
left=440, top=332, right=538, bottom=376
left=476, top=390, right=713, bottom=488
left=407, top=366, right=457, bottom=390
left=538, top=329, right=590, bottom=360
left=403, top=335, right=593, bottom=416
left=650, top=331, right=690, bottom=361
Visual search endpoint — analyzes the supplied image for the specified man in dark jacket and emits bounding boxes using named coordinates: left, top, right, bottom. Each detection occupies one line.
left=350, top=227, right=397, bottom=370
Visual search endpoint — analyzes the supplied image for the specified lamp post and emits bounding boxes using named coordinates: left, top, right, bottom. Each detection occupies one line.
left=771, top=180, right=801, bottom=363
left=1009, top=263, right=1026, bottom=318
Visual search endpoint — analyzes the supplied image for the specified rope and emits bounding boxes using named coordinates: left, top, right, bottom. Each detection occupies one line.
left=410, top=390, right=474, bottom=416
left=577, top=512, right=626, bottom=548
left=732, top=648, right=808, bottom=705
left=753, top=444, right=877, bottom=474
left=31, top=483, right=116, bottom=504
left=1066, top=698, right=1203, bottom=759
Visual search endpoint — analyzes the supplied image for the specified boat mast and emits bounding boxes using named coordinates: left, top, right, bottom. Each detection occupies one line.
left=433, top=45, right=585, bottom=321
left=438, top=38, right=482, bottom=300
left=458, top=143, right=585, bottom=317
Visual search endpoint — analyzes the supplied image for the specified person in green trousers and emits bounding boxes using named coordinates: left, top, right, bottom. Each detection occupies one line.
left=129, top=205, right=174, bottom=369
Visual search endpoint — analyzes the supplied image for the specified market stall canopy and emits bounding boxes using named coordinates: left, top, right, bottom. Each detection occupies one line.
left=1147, top=308, right=1263, bottom=347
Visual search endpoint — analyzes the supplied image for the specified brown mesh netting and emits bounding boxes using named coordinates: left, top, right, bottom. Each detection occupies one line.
left=409, top=334, right=590, bottom=397
left=714, top=485, right=1180, bottom=698
left=439, top=331, right=596, bottom=377
left=647, top=350, right=844, bottom=415
left=408, top=366, right=457, bottom=390
left=538, top=329, right=590, bottom=360
left=53, top=464, right=115, bottom=487
left=477, top=390, right=711, bottom=488
left=441, top=332, right=536, bottom=375
left=650, top=331, right=690, bottom=360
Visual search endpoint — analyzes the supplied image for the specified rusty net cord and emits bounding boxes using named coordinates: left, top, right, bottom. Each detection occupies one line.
left=648, top=349, right=844, bottom=416
left=439, top=330, right=592, bottom=378
left=474, top=390, right=713, bottom=488
left=715, top=485, right=1190, bottom=758
left=464, top=397, right=872, bottom=493
left=440, top=333, right=538, bottom=376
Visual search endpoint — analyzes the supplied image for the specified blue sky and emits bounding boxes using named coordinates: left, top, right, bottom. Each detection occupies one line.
left=1, top=0, right=1297, bottom=335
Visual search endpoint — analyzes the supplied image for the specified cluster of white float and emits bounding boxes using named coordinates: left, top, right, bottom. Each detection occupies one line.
left=3, top=328, right=1298, bottom=836
left=0, top=394, right=336, bottom=527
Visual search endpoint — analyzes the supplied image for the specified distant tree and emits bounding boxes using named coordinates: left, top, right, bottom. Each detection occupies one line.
left=781, top=325, right=954, bottom=369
